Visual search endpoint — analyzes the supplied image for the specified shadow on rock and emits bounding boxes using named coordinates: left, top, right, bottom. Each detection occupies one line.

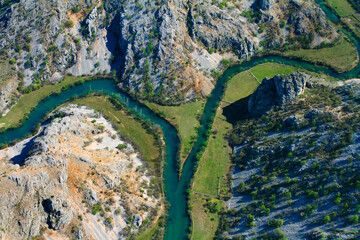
left=223, top=96, right=251, bottom=125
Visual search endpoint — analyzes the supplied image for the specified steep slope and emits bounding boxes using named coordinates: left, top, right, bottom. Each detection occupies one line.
left=220, top=74, right=360, bottom=239
left=0, top=105, right=162, bottom=239
left=0, top=0, right=338, bottom=109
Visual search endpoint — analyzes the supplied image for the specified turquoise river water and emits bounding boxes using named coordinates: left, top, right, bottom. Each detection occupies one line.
left=0, top=2, right=359, bottom=239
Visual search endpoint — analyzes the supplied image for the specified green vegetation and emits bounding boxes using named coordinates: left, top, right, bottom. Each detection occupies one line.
left=191, top=105, right=232, bottom=196
left=190, top=64, right=267, bottom=239
left=0, top=76, right=94, bottom=130
left=348, top=0, right=360, bottom=12
left=343, top=14, right=360, bottom=39
left=190, top=196, right=223, bottom=240
left=0, top=60, right=16, bottom=88
left=220, top=80, right=360, bottom=238
left=70, top=96, right=162, bottom=176
left=326, top=0, right=356, bottom=17
left=64, top=20, right=74, bottom=28
left=145, top=100, right=205, bottom=169
left=223, top=71, right=259, bottom=103
left=135, top=220, right=163, bottom=240
left=249, top=62, right=297, bottom=82
left=279, top=37, right=359, bottom=73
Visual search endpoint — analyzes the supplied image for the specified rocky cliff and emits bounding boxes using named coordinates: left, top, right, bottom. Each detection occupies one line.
left=0, top=0, right=337, bottom=108
left=248, top=72, right=309, bottom=117
left=0, top=105, right=162, bottom=239
left=220, top=78, right=360, bottom=239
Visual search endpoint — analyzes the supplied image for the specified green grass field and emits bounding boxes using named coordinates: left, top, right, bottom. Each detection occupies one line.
left=190, top=195, right=222, bottom=240
left=146, top=101, right=205, bottom=169
left=249, top=62, right=298, bottom=82
left=70, top=96, right=161, bottom=175
left=190, top=63, right=298, bottom=239
left=326, top=0, right=356, bottom=17
left=134, top=219, right=163, bottom=240
left=0, top=76, right=91, bottom=129
left=280, top=37, right=359, bottom=73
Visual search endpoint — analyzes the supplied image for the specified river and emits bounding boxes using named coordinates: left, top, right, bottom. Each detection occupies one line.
left=0, top=2, right=358, bottom=240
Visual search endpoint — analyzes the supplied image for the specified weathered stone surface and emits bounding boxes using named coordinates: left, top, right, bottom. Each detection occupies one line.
left=0, top=0, right=337, bottom=107
left=260, top=0, right=276, bottom=11
left=0, top=105, right=161, bottom=239
left=248, top=72, right=309, bottom=117
left=133, top=214, right=142, bottom=228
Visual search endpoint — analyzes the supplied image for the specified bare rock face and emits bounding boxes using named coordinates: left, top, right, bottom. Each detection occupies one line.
left=0, top=0, right=337, bottom=105
left=0, top=105, right=162, bottom=239
left=260, top=0, right=276, bottom=11
left=248, top=72, right=309, bottom=117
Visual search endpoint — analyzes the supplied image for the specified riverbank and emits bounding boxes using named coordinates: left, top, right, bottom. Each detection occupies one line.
left=189, top=63, right=299, bottom=239
left=0, top=75, right=115, bottom=131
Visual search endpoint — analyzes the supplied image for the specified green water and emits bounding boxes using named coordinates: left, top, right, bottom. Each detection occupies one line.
left=0, top=2, right=359, bottom=239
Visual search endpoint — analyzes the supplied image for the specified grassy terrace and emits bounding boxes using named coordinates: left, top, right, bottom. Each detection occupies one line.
left=190, top=63, right=298, bottom=240
left=145, top=100, right=205, bottom=169
left=278, top=37, right=359, bottom=73
left=325, top=0, right=360, bottom=40
left=0, top=76, right=92, bottom=129
left=326, top=0, right=355, bottom=16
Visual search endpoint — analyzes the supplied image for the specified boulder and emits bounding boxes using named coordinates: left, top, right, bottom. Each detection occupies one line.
left=248, top=72, right=309, bottom=117
left=133, top=214, right=142, bottom=228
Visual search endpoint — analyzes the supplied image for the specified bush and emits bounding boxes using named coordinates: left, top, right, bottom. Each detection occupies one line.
left=9, top=58, right=16, bottom=64
left=347, top=215, right=359, bottom=224
left=92, top=202, right=103, bottom=215
left=334, top=197, right=342, bottom=204
left=72, top=6, right=79, bottom=13
left=323, top=215, right=331, bottom=223
left=267, top=219, right=284, bottom=228
left=117, top=144, right=126, bottom=150
left=65, top=20, right=74, bottom=28
left=280, top=19, right=286, bottom=28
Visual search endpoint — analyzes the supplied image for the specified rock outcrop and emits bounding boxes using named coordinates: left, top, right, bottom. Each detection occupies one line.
left=0, top=105, right=162, bottom=239
left=225, top=80, right=360, bottom=240
left=248, top=72, right=309, bottom=117
left=0, top=0, right=337, bottom=106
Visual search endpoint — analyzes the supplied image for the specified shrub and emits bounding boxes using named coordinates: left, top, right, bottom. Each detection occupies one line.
left=92, top=202, right=103, bottom=215
left=246, top=214, right=255, bottom=228
left=267, top=219, right=284, bottom=228
left=334, top=197, right=342, bottom=204
left=323, top=215, right=331, bottom=223
left=72, top=6, right=79, bottom=13
left=65, top=20, right=74, bottom=28
left=115, top=208, right=121, bottom=215
left=280, top=19, right=286, bottom=28
left=48, top=45, right=58, bottom=52
left=9, top=58, right=16, bottom=64
left=347, top=215, right=359, bottom=224
left=117, top=144, right=126, bottom=150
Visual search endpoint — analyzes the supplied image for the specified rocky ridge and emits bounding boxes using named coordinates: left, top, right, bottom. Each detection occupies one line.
left=0, top=0, right=338, bottom=108
left=248, top=72, right=309, bottom=117
left=220, top=76, right=360, bottom=239
left=0, top=105, right=162, bottom=239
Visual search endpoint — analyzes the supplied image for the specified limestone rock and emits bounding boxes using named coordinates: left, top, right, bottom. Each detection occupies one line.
left=0, top=0, right=337, bottom=106
left=133, top=214, right=142, bottom=228
left=248, top=72, right=309, bottom=117
left=0, top=105, right=161, bottom=239
left=260, top=0, right=276, bottom=11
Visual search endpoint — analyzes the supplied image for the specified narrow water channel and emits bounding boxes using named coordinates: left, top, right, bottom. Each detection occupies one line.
left=0, top=2, right=358, bottom=239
